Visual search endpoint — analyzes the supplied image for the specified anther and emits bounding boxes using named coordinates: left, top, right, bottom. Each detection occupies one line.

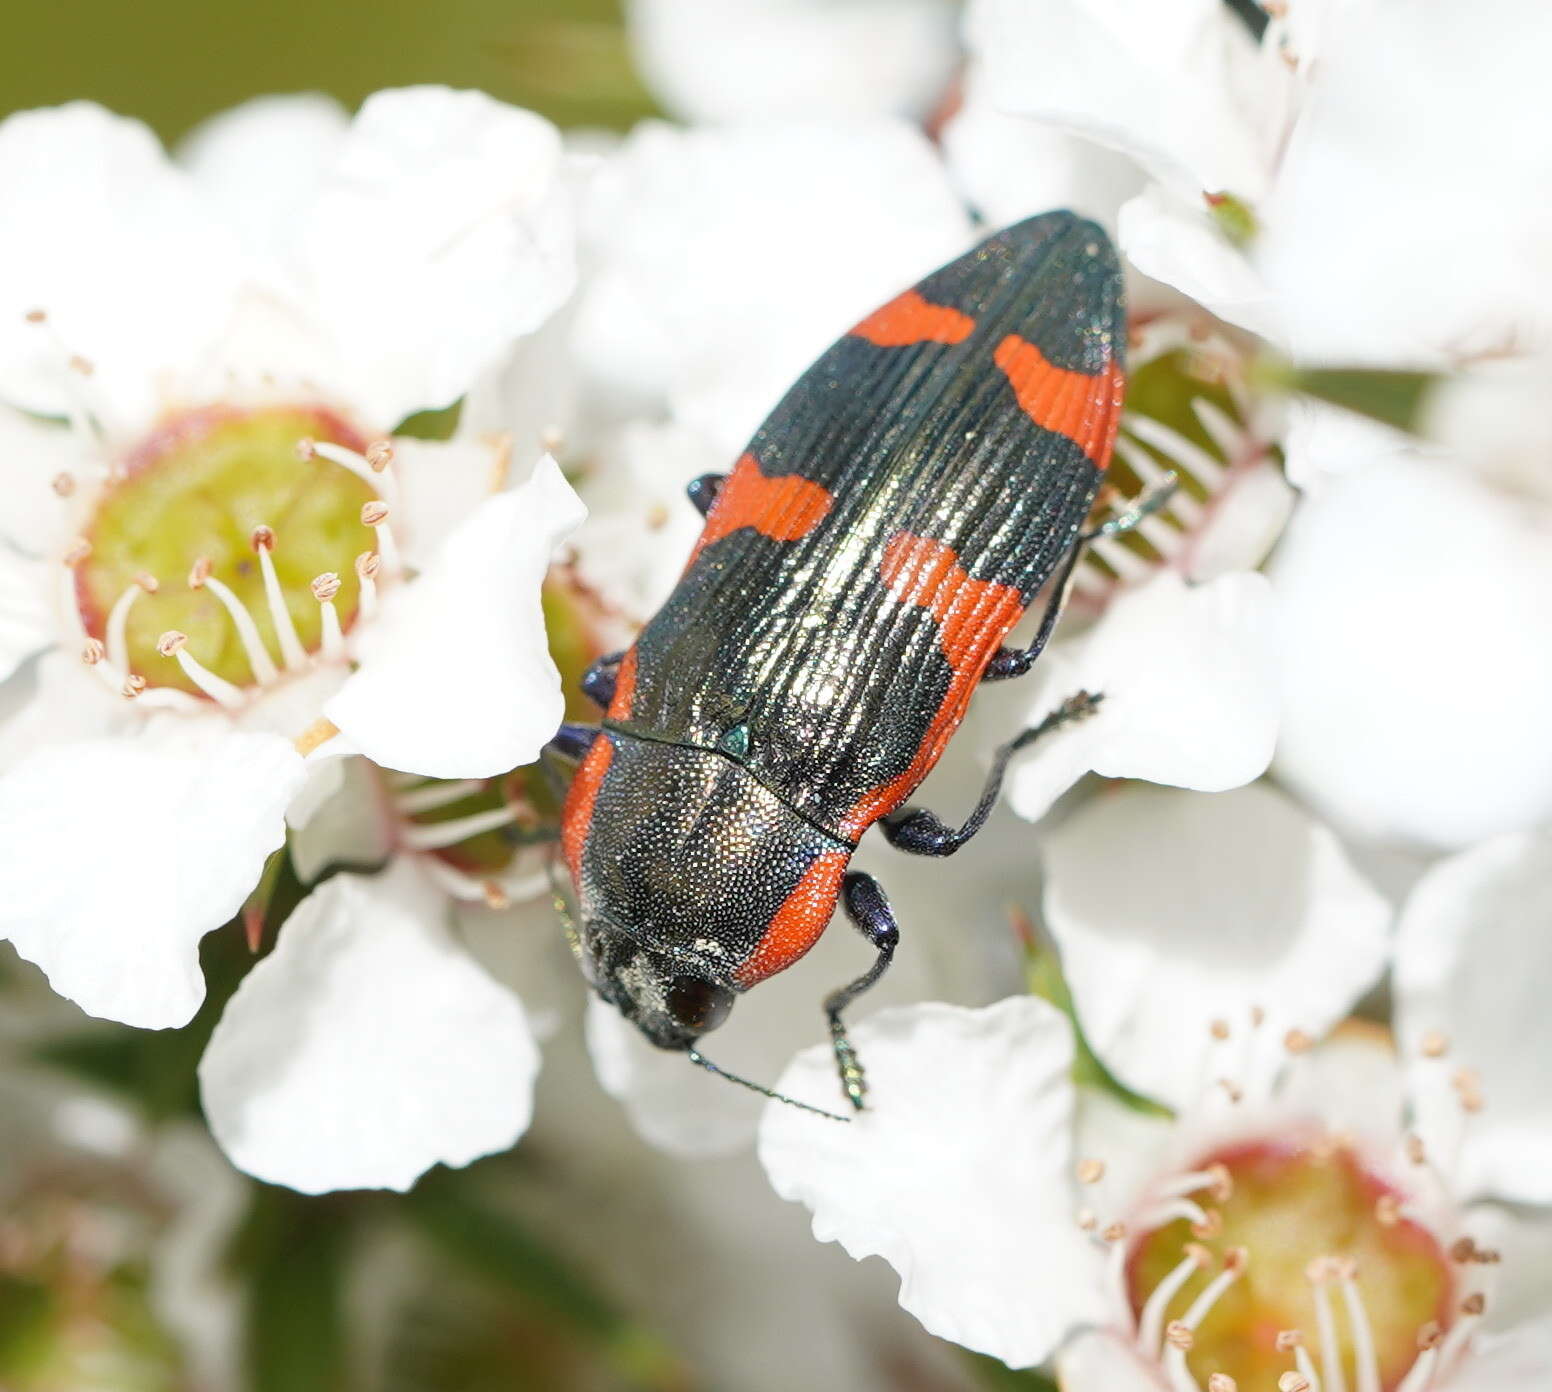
left=360, top=501, right=400, bottom=575
left=1450, top=1236, right=1476, bottom=1263
left=121, top=674, right=146, bottom=698
left=1101, top=1222, right=1126, bottom=1244
left=68, top=354, right=94, bottom=376
left=1218, top=1078, right=1244, bottom=1104
left=1184, top=1242, right=1212, bottom=1268
left=1164, top=1320, right=1193, bottom=1351
left=1209, top=1377, right=1237, bottom=1392
left=134, top=572, right=158, bottom=594
left=1283, top=1028, right=1313, bottom=1054
left=1417, top=1321, right=1442, bottom=1351
left=1461, top=1293, right=1486, bottom=1316
left=1420, top=1030, right=1449, bottom=1058
left=1191, top=1208, right=1223, bottom=1240
left=1210, top=1018, right=1231, bottom=1041
left=1451, top=1067, right=1484, bottom=1113
left=295, top=437, right=317, bottom=461
left=63, top=538, right=92, bottom=567
left=81, top=639, right=105, bottom=665
left=481, top=880, right=510, bottom=911
left=365, top=440, right=394, bottom=471
left=1375, top=1194, right=1401, bottom=1227
left=1279, top=1375, right=1310, bottom=1392
left=1405, top=1134, right=1427, bottom=1165
left=24, top=308, right=46, bottom=324
left=157, top=630, right=188, bottom=657
left=1075, top=1207, right=1098, bottom=1232
left=1206, top=1162, right=1233, bottom=1203
left=355, top=549, right=380, bottom=620
left=1223, top=1246, right=1249, bottom=1275
left=251, top=525, right=276, bottom=553
left=1076, top=1158, right=1106, bottom=1184
left=188, top=556, right=213, bottom=588
left=361, top=501, right=389, bottom=527
left=51, top=472, right=75, bottom=497
left=1250, top=1005, right=1266, bottom=1028
left=540, top=424, right=564, bottom=455
left=158, top=631, right=245, bottom=707
left=310, top=572, right=341, bottom=603
left=313, top=572, right=344, bottom=659
left=1276, top=1330, right=1304, bottom=1352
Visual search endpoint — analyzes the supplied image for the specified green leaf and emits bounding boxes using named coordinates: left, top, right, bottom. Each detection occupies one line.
left=1281, top=364, right=1439, bottom=435
left=1019, top=911, right=1171, bottom=1120
left=394, top=399, right=464, bottom=442
left=233, top=1187, right=355, bottom=1392
left=402, top=1173, right=690, bottom=1391
left=963, top=1350, right=1060, bottom=1391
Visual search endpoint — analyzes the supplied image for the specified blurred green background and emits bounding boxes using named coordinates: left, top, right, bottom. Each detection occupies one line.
left=0, top=0, right=657, bottom=141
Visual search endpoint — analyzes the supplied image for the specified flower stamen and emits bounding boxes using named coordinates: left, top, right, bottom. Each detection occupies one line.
left=395, top=779, right=488, bottom=815
left=355, top=551, right=380, bottom=620
left=311, top=572, right=344, bottom=659
left=1306, top=1259, right=1348, bottom=1392
left=1161, top=1248, right=1247, bottom=1392
left=1138, top=1243, right=1212, bottom=1356
left=156, top=631, right=245, bottom=708
left=188, top=558, right=282, bottom=686
left=400, top=804, right=522, bottom=852
left=250, top=525, right=308, bottom=670
left=105, top=574, right=157, bottom=672
left=308, top=437, right=401, bottom=509
left=360, top=501, right=402, bottom=576
left=1335, top=1260, right=1382, bottom=1392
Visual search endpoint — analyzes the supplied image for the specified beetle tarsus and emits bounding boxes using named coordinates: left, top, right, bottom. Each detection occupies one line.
left=1082, top=471, right=1178, bottom=542
left=824, top=871, right=900, bottom=1110
left=580, top=650, right=625, bottom=709
left=548, top=722, right=600, bottom=761
left=881, top=691, right=1104, bottom=857
left=686, top=472, right=727, bottom=517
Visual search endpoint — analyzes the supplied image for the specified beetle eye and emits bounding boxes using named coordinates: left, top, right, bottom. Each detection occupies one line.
left=665, top=975, right=735, bottom=1035
left=718, top=722, right=751, bottom=759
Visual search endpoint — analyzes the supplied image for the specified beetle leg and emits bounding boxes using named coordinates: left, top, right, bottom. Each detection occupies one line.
left=825, top=871, right=900, bottom=1111
left=880, top=691, right=1103, bottom=856
left=685, top=471, right=727, bottom=517
left=984, top=475, right=1180, bottom=683
left=580, top=650, right=626, bottom=709
left=548, top=722, right=600, bottom=761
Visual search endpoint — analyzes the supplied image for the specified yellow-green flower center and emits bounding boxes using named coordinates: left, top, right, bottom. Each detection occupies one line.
left=1128, top=1138, right=1453, bottom=1390
left=77, top=405, right=378, bottom=696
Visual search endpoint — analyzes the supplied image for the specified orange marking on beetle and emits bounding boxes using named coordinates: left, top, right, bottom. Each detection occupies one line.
left=839, top=533, right=1026, bottom=839
left=992, top=333, right=1125, bottom=469
left=606, top=647, right=638, bottom=721
left=849, top=289, right=975, bottom=347
left=736, top=848, right=852, bottom=986
left=685, top=452, right=834, bottom=569
left=561, top=735, right=614, bottom=879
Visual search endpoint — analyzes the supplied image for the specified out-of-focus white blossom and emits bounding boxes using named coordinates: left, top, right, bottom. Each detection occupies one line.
left=625, top=0, right=959, bottom=125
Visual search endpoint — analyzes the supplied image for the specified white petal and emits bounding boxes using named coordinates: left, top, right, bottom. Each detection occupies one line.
left=626, top=0, right=957, bottom=124
left=586, top=998, right=755, bottom=1159
left=1043, top=781, right=1391, bottom=1111
left=0, top=724, right=304, bottom=1027
left=455, top=890, right=574, bottom=1043
left=943, top=77, right=1144, bottom=232
left=1008, top=571, right=1278, bottom=822
left=1272, top=454, right=1552, bottom=848
left=1395, top=832, right=1552, bottom=1205
left=1258, top=0, right=1552, bottom=364
left=200, top=862, right=537, bottom=1193
left=1183, top=454, right=1297, bottom=583
left=0, top=649, right=124, bottom=773
left=574, top=119, right=972, bottom=457
left=1423, top=353, right=1552, bottom=509
left=1057, top=1329, right=1167, bottom=1391
left=1273, top=1019, right=1405, bottom=1147
left=1465, top=1316, right=1552, bottom=1391
left=0, top=405, right=88, bottom=556
left=390, top=434, right=508, bottom=572
left=1281, top=395, right=1414, bottom=492
left=176, top=93, right=349, bottom=262
left=1118, top=185, right=1279, bottom=338
left=0, top=548, right=52, bottom=685
left=285, top=755, right=391, bottom=883
left=294, top=87, right=575, bottom=428
left=0, top=103, right=244, bottom=429
left=967, top=0, right=1274, bottom=198
left=757, top=998, right=1109, bottom=1367
left=326, top=454, right=585, bottom=778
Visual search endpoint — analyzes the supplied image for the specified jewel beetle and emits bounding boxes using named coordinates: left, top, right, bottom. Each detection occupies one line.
left=551, top=211, right=1134, bottom=1115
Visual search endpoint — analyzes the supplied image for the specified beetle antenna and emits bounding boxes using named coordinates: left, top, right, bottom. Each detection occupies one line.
left=686, top=1048, right=851, bottom=1123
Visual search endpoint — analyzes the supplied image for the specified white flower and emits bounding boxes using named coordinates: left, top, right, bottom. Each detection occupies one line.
left=570, top=118, right=973, bottom=458
left=0, top=92, right=585, bottom=1032
left=624, top=0, right=959, bottom=125
left=760, top=994, right=1552, bottom=1389
left=1006, top=572, right=1278, bottom=823
left=957, top=0, right=1304, bottom=338
left=199, top=860, right=540, bottom=1195
left=1271, top=451, right=1552, bottom=850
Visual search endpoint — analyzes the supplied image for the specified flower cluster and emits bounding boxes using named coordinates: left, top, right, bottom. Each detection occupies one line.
left=1, top=3, right=1551, bottom=1387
